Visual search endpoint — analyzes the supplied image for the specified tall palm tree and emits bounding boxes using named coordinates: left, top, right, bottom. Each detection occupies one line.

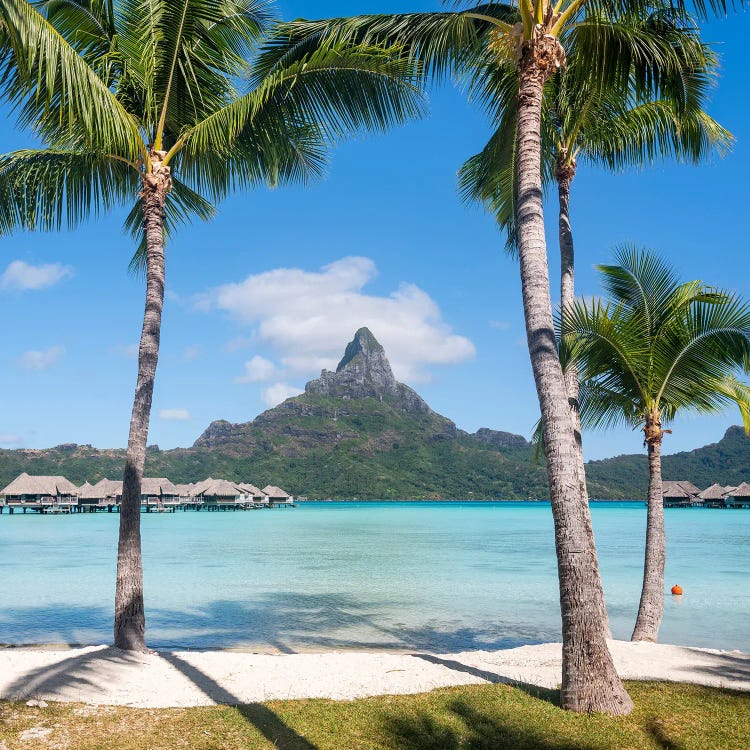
left=261, top=0, right=728, bottom=713
left=563, top=247, right=750, bottom=642
left=457, top=10, right=731, bottom=518
left=0, top=0, right=425, bottom=652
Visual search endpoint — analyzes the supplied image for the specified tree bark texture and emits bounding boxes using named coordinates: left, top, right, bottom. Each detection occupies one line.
left=556, top=165, right=611, bottom=636
left=516, top=30, right=632, bottom=714
left=632, top=419, right=666, bottom=641
left=114, top=161, right=170, bottom=652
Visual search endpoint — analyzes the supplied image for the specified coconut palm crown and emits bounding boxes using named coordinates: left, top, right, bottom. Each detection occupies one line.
left=457, top=10, right=732, bottom=254
left=0, top=0, right=426, bottom=652
left=563, top=246, right=750, bottom=641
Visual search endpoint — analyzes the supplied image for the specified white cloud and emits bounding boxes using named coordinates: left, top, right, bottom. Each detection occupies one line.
left=182, top=345, right=201, bottom=362
left=17, top=345, right=65, bottom=370
left=201, top=256, right=475, bottom=384
left=0, top=433, right=23, bottom=447
left=261, top=382, right=304, bottom=408
left=1, top=260, right=73, bottom=291
left=235, top=355, right=277, bottom=383
left=159, top=408, right=191, bottom=421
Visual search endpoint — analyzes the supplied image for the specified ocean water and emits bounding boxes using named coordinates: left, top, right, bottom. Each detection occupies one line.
left=0, top=502, right=748, bottom=653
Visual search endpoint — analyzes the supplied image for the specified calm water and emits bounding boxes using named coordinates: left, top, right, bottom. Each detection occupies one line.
left=1, top=502, right=748, bottom=653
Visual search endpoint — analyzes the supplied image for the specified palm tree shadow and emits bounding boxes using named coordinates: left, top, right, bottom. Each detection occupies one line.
left=644, top=719, right=686, bottom=750
left=410, top=653, right=560, bottom=704
left=2, top=646, right=143, bottom=701
left=385, top=697, right=597, bottom=750
left=160, top=653, right=318, bottom=750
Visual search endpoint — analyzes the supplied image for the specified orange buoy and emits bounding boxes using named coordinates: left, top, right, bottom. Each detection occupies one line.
left=671, top=584, right=683, bottom=595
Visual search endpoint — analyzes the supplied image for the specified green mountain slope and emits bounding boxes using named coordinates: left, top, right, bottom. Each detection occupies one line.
left=586, top=426, right=750, bottom=497
left=2, top=328, right=747, bottom=500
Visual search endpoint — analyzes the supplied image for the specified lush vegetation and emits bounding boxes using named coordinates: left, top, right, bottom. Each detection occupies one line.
left=3, top=390, right=748, bottom=500
left=2, top=682, right=748, bottom=749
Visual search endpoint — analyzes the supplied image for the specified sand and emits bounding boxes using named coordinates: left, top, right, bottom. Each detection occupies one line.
left=0, top=641, right=748, bottom=708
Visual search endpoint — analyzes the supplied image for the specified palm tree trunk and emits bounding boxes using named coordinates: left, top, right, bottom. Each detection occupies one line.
left=557, top=164, right=611, bottom=636
left=516, top=32, right=632, bottom=714
left=557, top=162, right=585, bottom=466
left=114, top=162, right=170, bottom=652
left=632, top=419, right=666, bottom=641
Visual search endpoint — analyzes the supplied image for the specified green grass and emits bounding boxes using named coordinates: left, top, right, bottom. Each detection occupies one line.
left=1, top=682, right=748, bottom=749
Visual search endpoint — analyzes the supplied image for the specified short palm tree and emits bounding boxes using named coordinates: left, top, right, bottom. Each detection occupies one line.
left=261, top=0, right=731, bottom=713
left=563, top=247, right=750, bottom=642
left=0, top=0, right=424, bottom=652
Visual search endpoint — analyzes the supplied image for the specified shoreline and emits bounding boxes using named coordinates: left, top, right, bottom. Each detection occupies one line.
left=1, top=640, right=748, bottom=708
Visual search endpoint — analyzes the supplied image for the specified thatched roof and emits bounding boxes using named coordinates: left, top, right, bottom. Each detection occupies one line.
left=1, top=473, right=79, bottom=496
left=195, top=479, right=243, bottom=498
left=141, top=478, right=179, bottom=496
left=697, top=483, right=726, bottom=500
left=662, top=482, right=690, bottom=499
left=262, top=485, right=290, bottom=498
left=726, top=481, right=750, bottom=498
left=91, top=479, right=123, bottom=499
left=238, top=483, right=264, bottom=496
left=174, top=483, right=195, bottom=496
left=77, top=482, right=98, bottom=499
left=191, top=478, right=215, bottom=495
left=662, top=480, right=700, bottom=499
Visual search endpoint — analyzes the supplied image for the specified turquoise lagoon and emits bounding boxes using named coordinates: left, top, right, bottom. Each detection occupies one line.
left=1, top=502, right=748, bottom=652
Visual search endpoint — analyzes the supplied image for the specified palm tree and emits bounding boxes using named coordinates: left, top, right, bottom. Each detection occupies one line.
left=261, top=0, right=728, bottom=713
left=0, top=0, right=425, bottom=652
left=457, top=10, right=731, bottom=528
left=563, top=247, right=750, bottom=642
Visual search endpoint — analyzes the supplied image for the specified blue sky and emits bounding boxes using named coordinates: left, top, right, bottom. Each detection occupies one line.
left=0, top=2, right=748, bottom=461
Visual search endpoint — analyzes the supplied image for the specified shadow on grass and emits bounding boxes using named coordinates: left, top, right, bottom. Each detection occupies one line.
left=410, top=653, right=560, bottom=704
left=161, top=652, right=318, bottom=750
left=385, top=698, right=596, bottom=750
left=644, top=719, right=686, bottom=750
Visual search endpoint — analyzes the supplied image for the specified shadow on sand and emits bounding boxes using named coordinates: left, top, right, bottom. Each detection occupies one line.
left=3, top=602, right=318, bottom=749
left=0, top=592, right=554, bottom=653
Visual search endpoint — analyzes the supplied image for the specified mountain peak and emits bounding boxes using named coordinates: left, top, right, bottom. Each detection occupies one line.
left=336, top=327, right=385, bottom=372
left=305, top=328, right=429, bottom=413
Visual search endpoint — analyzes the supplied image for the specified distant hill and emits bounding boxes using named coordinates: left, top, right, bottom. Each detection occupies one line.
left=2, top=328, right=748, bottom=499
left=586, top=426, right=750, bottom=497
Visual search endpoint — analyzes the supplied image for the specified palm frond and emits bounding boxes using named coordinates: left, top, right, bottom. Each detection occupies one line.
left=257, top=4, right=518, bottom=85
left=566, top=248, right=750, bottom=436
left=596, top=244, right=682, bottom=333
left=178, top=40, right=426, bottom=176
left=0, top=0, right=142, bottom=159
left=0, top=148, right=137, bottom=233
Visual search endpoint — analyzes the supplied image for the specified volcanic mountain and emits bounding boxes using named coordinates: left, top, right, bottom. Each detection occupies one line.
left=2, top=328, right=747, bottom=499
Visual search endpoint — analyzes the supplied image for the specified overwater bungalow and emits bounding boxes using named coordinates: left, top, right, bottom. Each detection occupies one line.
left=723, top=482, right=750, bottom=508
left=174, top=483, right=196, bottom=502
left=697, top=483, right=728, bottom=508
left=140, top=478, right=180, bottom=509
left=0, top=473, right=79, bottom=513
left=193, top=478, right=245, bottom=506
left=662, top=480, right=701, bottom=508
left=76, top=479, right=122, bottom=510
left=262, top=485, right=294, bottom=507
left=238, top=482, right=267, bottom=504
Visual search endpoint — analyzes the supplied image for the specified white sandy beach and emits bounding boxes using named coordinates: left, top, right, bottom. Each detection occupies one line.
left=1, top=640, right=748, bottom=708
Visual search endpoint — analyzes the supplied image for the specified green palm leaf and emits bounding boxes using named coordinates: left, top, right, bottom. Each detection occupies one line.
left=0, top=0, right=142, bottom=159
left=0, top=148, right=137, bottom=232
